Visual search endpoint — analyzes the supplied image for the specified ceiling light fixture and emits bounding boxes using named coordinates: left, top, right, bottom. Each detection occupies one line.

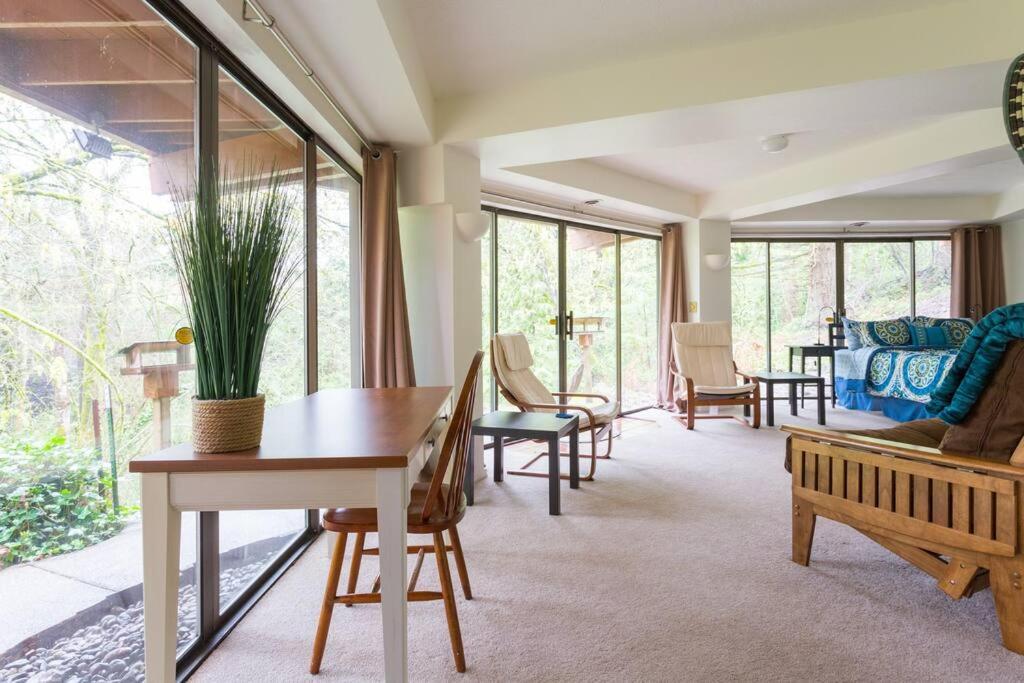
left=760, top=134, right=789, bottom=154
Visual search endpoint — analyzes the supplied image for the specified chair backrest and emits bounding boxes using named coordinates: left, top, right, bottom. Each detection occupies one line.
left=671, top=321, right=736, bottom=387
left=420, top=350, right=484, bottom=522
left=829, top=322, right=846, bottom=349
left=490, top=333, right=556, bottom=410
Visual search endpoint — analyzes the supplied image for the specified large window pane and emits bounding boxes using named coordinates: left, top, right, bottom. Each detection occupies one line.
left=620, top=236, right=659, bottom=410
left=495, top=215, right=560, bottom=403
left=731, top=242, right=769, bottom=371
left=565, top=227, right=617, bottom=404
left=0, top=0, right=198, bottom=677
left=216, top=68, right=307, bottom=613
left=481, top=211, right=495, bottom=411
left=914, top=240, right=952, bottom=318
left=316, top=149, right=358, bottom=389
left=843, top=242, right=912, bottom=320
left=769, top=243, right=836, bottom=370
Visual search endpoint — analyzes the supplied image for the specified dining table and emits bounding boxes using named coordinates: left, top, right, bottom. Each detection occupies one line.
left=128, top=387, right=453, bottom=682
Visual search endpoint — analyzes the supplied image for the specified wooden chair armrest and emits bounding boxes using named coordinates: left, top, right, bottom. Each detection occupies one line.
left=782, top=425, right=1024, bottom=478
left=515, top=401, right=597, bottom=425
left=551, top=391, right=611, bottom=402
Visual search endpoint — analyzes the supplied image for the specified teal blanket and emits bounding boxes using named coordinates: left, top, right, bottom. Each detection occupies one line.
left=926, top=304, right=1024, bottom=423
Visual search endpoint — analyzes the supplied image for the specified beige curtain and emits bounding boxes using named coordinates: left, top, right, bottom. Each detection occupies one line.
left=951, top=225, right=1006, bottom=321
left=657, top=223, right=687, bottom=408
left=360, top=146, right=416, bottom=387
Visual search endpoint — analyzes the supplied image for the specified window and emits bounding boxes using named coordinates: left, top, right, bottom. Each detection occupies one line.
left=731, top=237, right=951, bottom=370
left=0, top=0, right=361, bottom=678
left=484, top=208, right=661, bottom=413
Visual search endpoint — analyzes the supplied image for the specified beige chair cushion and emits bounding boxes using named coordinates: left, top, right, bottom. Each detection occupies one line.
left=578, top=400, right=618, bottom=428
left=695, top=383, right=757, bottom=396
left=496, top=332, right=534, bottom=371
left=671, top=321, right=738, bottom=388
left=492, top=334, right=556, bottom=407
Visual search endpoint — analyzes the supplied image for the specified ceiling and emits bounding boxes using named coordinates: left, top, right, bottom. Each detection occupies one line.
left=400, top=0, right=954, bottom=97
left=859, top=159, right=1024, bottom=198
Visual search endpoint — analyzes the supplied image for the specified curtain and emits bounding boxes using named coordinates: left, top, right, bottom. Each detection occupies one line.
left=657, top=223, right=687, bottom=408
left=360, top=146, right=416, bottom=387
left=951, top=225, right=1005, bottom=321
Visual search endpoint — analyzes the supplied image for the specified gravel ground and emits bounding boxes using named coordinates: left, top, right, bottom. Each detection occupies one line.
left=0, top=553, right=273, bottom=683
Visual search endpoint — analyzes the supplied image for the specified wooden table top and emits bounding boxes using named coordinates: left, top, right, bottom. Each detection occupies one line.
left=128, top=387, right=452, bottom=474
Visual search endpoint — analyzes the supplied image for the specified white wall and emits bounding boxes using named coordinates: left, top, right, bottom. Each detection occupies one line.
left=1004, top=219, right=1024, bottom=304
left=682, top=219, right=732, bottom=322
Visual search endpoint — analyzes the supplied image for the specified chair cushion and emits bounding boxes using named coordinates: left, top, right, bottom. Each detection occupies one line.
left=496, top=332, right=534, bottom=371
left=671, top=321, right=736, bottom=387
left=938, top=340, right=1024, bottom=462
left=577, top=400, right=618, bottom=429
left=694, top=383, right=757, bottom=396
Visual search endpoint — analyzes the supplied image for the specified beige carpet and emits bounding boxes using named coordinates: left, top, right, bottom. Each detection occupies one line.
left=192, top=407, right=1024, bottom=682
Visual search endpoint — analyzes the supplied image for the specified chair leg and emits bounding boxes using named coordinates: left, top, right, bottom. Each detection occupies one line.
left=792, top=498, right=815, bottom=567
left=752, top=388, right=761, bottom=429
left=686, top=400, right=696, bottom=430
left=434, top=531, right=466, bottom=672
left=344, top=532, right=365, bottom=607
left=447, top=525, right=472, bottom=600
left=310, top=531, right=348, bottom=674
left=991, top=557, right=1024, bottom=654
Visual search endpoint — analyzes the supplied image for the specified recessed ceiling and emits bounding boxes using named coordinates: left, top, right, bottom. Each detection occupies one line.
left=400, top=0, right=956, bottom=97
left=589, top=119, right=936, bottom=194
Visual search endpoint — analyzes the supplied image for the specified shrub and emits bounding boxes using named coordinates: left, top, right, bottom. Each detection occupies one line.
left=0, top=435, right=126, bottom=564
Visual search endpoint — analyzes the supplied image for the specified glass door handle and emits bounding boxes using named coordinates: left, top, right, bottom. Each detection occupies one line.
left=566, top=310, right=574, bottom=340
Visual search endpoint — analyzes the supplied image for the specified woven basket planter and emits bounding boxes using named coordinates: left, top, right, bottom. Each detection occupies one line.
left=191, top=394, right=266, bottom=453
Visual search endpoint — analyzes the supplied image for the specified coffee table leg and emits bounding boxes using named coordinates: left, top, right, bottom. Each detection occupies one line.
left=548, top=436, right=560, bottom=515
left=766, top=382, right=775, bottom=427
left=789, top=383, right=798, bottom=416
left=493, top=436, right=503, bottom=483
left=817, top=379, right=826, bottom=425
left=569, top=428, right=579, bottom=489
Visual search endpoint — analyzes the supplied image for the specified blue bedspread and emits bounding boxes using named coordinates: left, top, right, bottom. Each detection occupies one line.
left=834, top=346, right=958, bottom=415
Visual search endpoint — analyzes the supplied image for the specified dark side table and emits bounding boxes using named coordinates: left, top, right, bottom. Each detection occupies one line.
left=468, top=411, right=579, bottom=515
left=754, top=372, right=826, bottom=427
left=788, top=344, right=837, bottom=407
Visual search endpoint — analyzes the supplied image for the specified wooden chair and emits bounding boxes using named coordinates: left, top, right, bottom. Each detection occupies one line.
left=670, top=321, right=760, bottom=430
left=784, top=425, right=1024, bottom=654
left=310, top=351, right=484, bottom=674
left=490, top=332, right=617, bottom=481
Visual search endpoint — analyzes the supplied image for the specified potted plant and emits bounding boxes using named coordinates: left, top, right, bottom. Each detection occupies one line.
left=168, top=164, right=301, bottom=453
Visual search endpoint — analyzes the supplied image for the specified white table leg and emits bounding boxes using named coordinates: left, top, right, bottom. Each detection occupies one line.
left=141, top=473, right=181, bottom=683
left=376, top=467, right=409, bottom=683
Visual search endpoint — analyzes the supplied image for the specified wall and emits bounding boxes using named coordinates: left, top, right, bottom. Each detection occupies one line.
left=681, top=219, right=732, bottom=323
left=1005, top=219, right=1024, bottom=304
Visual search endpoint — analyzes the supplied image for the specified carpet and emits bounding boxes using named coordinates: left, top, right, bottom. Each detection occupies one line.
left=192, top=407, right=1024, bottom=682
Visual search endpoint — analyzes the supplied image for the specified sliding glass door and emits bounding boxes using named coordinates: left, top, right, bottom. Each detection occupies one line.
left=485, top=208, right=660, bottom=413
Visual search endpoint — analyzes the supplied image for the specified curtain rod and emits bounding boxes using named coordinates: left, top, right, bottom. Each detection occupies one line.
left=241, top=0, right=380, bottom=159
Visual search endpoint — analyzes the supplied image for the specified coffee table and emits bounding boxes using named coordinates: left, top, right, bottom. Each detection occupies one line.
left=467, top=411, right=580, bottom=515
left=753, top=372, right=826, bottom=427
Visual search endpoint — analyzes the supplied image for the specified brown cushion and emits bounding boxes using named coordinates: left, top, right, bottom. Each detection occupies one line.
left=938, top=340, right=1024, bottom=462
left=840, top=418, right=949, bottom=449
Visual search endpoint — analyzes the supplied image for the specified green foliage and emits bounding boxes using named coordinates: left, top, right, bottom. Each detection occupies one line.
left=169, top=164, right=302, bottom=400
left=0, top=435, right=127, bottom=564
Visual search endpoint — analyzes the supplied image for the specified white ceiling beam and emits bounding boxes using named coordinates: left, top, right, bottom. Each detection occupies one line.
left=700, top=108, right=1011, bottom=221
left=740, top=196, right=996, bottom=225
left=436, top=0, right=1023, bottom=145
left=505, top=159, right=699, bottom=219
left=992, top=181, right=1024, bottom=222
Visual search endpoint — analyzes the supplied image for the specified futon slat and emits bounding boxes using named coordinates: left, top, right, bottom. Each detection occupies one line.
left=974, top=490, right=994, bottom=539
left=952, top=484, right=971, bottom=532
left=913, top=475, right=931, bottom=522
left=896, top=471, right=911, bottom=516
left=863, top=465, right=877, bottom=507
left=932, top=480, right=950, bottom=528
left=878, top=468, right=894, bottom=511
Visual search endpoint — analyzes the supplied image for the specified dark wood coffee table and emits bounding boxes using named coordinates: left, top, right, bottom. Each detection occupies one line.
left=468, top=411, right=579, bottom=515
left=754, top=372, right=826, bottom=427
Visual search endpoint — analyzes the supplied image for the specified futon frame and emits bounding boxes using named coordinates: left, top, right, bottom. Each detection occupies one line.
left=784, top=425, right=1024, bottom=654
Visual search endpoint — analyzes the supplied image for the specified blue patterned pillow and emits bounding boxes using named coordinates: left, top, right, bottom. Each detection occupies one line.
left=842, top=317, right=913, bottom=349
left=911, top=316, right=975, bottom=348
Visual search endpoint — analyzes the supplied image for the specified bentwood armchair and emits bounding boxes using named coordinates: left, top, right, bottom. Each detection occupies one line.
left=310, top=351, right=484, bottom=674
left=491, top=332, right=617, bottom=481
left=670, top=321, right=760, bottom=429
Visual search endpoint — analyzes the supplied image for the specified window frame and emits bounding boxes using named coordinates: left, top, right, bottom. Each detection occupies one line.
left=134, top=0, right=362, bottom=677
left=730, top=235, right=952, bottom=371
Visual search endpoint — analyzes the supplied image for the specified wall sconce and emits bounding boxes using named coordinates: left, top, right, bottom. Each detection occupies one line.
left=455, top=211, right=490, bottom=242
left=703, top=253, right=729, bottom=271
